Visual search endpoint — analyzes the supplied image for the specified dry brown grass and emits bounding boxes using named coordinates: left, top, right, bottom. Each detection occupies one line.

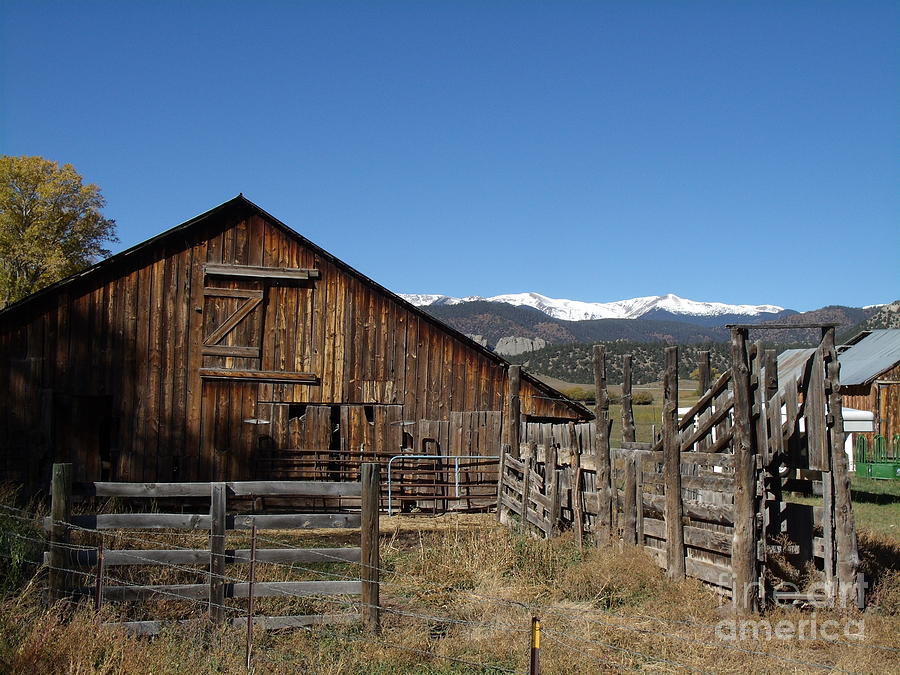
left=2, top=513, right=900, bottom=674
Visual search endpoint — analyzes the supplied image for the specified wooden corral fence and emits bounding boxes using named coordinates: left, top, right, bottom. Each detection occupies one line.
left=497, top=326, right=862, bottom=614
left=44, top=463, right=380, bottom=634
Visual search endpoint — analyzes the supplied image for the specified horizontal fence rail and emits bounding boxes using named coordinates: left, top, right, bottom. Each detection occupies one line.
left=46, top=464, right=382, bottom=637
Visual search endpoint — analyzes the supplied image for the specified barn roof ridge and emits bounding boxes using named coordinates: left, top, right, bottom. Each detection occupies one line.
left=0, top=194, right=592, bottom=420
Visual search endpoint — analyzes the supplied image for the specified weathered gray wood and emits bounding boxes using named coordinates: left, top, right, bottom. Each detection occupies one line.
left=204, top=263, right=320, bottom=280
left=822, top=470, right=835, bottom=591
left=113, top=613, right=359, bottom=636
left=677, top=370, right=732, bottom=431
left=232, top=514, right=361, bottom=530
left=209, top=482, right=226, bottom=623
left=663, top=347, right=685, bottom=579
left=49, top=463, right=72, bottom=602
left=52, top=546, right=362, bottom=568
left=684, top=525, right=732, bottom=555
left=495, top=446, right=509, bottom=523
left=360, top=463, right=380, bottom=632
left=89, top=580, right=362, bottom=602
left=685, top=558, right=733, bottom=590
left=47, top=512, right=362, bottom=531
left=507, top=366, right=522, bottom=459
left=623, top=454, right=637, bottom=546
left=622, top=355, right=636, bottom=444
left=730, top=327, right=758, bottom=614
left=823, top=327, right=860, bottom=607
left=229, top=481, right=362, bottom=497
left=806, top=347, right=827, bottom=470
left=546, top=444, right=560, bottom=537
left=568, top=423, right=584, bottom=552
left=593, top=344, right=612, bottom=543
left=699, top=351, right=711, bottom=395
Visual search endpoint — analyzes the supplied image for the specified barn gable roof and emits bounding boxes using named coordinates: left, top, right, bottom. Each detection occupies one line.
left=0, top=194, right=592, bottom=419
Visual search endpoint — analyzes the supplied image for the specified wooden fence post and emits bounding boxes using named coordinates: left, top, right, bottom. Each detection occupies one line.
left=823, top=326, right=859, bottom=606
left=623, top=453, right=637, bottom=546
left=622, top=355, right=636, bottom=444
left=507, top=365, right=522, bottom=459
left=730, top=327, right=759, bottom=614
left=547, top=443, right=560, bottom=537
left=496, top=444, right=509, bottom=523
left=568, top=423, right=584, bottom=553
left=361, top=463, right=381, bottom=632
left=593, top=345, right=612, bottom=544
left=663, top=347, right=685, bottom=579
left=209, top=482, right=227, bottom=623
left=49, top=462, right=72, bottom=603
left=246, top=523, right=257, bottom=671
left=699, top=350, right=711, bottom=394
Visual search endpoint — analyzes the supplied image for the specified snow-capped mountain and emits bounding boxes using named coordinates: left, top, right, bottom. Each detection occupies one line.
left=400, top=292, right=785, bottom=322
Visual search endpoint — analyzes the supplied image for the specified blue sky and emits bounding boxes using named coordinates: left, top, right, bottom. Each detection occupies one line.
left=1, top=1, right=897, bottom=311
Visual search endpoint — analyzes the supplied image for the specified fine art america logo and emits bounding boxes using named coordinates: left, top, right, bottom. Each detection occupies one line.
left=715, top=579, right=866, bottom=642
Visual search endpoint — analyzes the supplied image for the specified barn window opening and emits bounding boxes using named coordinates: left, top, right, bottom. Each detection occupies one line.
left=402, top=431, right=414, bottom=450
left=288, top=403, right=308, bottom=420
left=364, top=405, right=374, bottom=424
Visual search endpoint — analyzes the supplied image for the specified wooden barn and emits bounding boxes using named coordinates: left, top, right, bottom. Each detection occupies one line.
left=837, top=329, right=900, bottom=442
left=0, top=196, right=590, bottom=497
left=778, top=328, right=900, bottom=441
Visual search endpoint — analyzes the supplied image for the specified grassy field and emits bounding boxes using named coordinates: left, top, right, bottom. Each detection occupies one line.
left=1, top=509, right=899, bottom=674
left=789, top=475, right=900, bottom=539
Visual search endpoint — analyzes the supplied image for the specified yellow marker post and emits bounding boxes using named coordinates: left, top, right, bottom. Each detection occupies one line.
left=529, top=616, right=541, bottom=675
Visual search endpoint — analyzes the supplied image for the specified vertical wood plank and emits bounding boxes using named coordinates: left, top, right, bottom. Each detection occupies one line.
left=593, top=345, right=612, bottom=543
left=209, top=482, right=226, bottom=623
left=823, top=326, right=859, bottom=605
left=568, top=422, right=584, bottom=552
left=49, top=463, right=72, bottom=602
left=623, top=453, right=637, bottom=546
left=507, top=365, right=521, bottom=459
left=622, top=354, right=636, bottom=444
left=663, top=346, right=685, bottom=579
left=730, top=327, right=758, bottom=614
left=361, top=463, right=381, bottom=632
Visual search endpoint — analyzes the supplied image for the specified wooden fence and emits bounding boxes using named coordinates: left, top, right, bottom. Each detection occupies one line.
left=498, top=326, right=862, bottom=613
left=45, top=463, right=380, bottom=634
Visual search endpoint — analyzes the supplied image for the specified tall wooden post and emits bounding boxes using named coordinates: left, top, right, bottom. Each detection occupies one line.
left=822, top=327, right=859, bottom=606
left=361, top=463, right=381, bottom=632
left=730, top=327, right=759, bottom=613
left=507, top=365, right=522, bottom=459
left=547, top=443, right=560, bottom=537
left=209, top=482, right=227, bottom=623
left=623, top=454, right=637, bottom=546
left=699, top=351, right=711, bottom=394
left=663, top=347, right=685, bottom=579
left=622, top=355, right=636, bottom=444
left=763, top=349, right=783, bottom=539
left=593, top=345, right=612, bottom=544
left=49, top=463, right=72, bottom=603
left=568, top=422, right=584, bottom=553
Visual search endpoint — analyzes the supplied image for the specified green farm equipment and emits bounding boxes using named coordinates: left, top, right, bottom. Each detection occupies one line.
left=855, top=434, right=900, bottom=480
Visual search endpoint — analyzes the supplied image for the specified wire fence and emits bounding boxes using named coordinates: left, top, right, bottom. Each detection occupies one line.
left=0, top=501, right=894, bottom=674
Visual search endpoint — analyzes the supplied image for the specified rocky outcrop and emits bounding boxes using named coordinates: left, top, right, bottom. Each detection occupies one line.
left=465, top=334, right=489, bottom=348
left=494, top=336, right=547, bottom=356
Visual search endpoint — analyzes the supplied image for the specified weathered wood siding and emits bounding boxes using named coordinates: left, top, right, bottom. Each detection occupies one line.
left=0, top=201, right=584, bottom=487
left=842, top=361, right=900, bottom=441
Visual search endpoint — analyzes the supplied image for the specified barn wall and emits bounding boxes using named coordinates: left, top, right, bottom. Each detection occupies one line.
left=0, top=205, right=583, bottom=488
left=842, top=361, right=900, bottom=441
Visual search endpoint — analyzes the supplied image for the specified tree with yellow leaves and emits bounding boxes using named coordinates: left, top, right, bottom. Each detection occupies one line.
left=0, top=155, right=118, bottom=307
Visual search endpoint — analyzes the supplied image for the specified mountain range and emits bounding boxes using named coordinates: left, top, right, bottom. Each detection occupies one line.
left=402, top=292, right=791, bottom=323
left=403, top=292, right=882, bottom=354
